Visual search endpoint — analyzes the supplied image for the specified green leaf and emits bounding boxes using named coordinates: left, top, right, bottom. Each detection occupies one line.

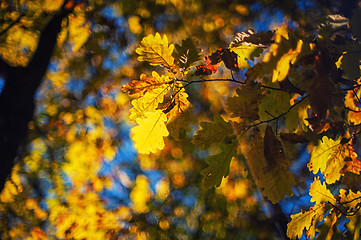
left=201, top=139, right=237, bottom=188
left=173, top=37, right=202, bottom=70
left=226, top=81, right=263, bottom=122
left=192, top=115, right=234, bottom=150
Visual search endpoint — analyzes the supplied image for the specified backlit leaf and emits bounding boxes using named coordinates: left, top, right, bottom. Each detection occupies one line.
left=136, top=32, right=175, bottom=69
left=230, top=45, right=262, bottom=70
left=308, top=136, right=353, bottom=184
left=131, top=110, right=169, bottom=154
left=122, top=71, right=171, bottom=97
left=309, top=177, right=335, bottom=204
left=287, top=203, right=329, bottom=240
left=192, top=115, right=234, bottom=150
left=201, top=139, right=238, bottom=188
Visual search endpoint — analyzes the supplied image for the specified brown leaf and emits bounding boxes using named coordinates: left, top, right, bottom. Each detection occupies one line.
left=280, top=132, right=309, bottom=144
left=264, top=125, right=290, bottom=170
left=341, top=172, right=361, bottom=193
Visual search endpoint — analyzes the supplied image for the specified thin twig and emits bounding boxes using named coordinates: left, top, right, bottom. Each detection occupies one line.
left=246, top=95, right=309, bottom=130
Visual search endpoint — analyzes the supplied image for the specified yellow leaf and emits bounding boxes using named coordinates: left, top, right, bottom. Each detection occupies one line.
left=272, top=39, right=303, bottom=82
left=287, top=203, right=329, bottom=239
left=309, top=177, right=335, bottom=204
left=308, top=136, right=351, bottom=184
left=136, top=32, right=175, bottom=69
left=129, top=73, right=170, bottom=122
left=123, top=71, right=171, bottom=97
left=131, top=110, right=169, bottom=154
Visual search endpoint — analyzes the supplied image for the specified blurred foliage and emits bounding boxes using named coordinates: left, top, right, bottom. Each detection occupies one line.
left=1, top=0, right=361, bottom=239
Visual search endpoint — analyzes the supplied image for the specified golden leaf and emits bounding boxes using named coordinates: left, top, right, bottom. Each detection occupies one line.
left=131, top=110, right=169, bottom=154
left=136, top=32, right=175, bottom=69
left=309, top=177, right=335, bottom=205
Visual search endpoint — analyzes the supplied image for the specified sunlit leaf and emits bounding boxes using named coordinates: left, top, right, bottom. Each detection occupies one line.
left=308, top=136, right=353, bottom=184
left=309, top=177, right=335, bottom=204
left=287, top=203, right=329, bottom=240
left=136, top=32, right=175, bottom=69
left=131, top=110, right=169, bottom=154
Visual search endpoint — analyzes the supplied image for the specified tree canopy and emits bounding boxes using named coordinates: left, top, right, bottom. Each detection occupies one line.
left=1, top=0, right=361, bottom=239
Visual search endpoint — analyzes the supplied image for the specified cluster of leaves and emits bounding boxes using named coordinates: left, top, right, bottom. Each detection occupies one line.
left=123, top=9, right=361, bottom=239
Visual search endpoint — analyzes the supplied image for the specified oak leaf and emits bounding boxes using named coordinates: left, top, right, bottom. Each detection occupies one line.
left=136, top=32, right=175, bottom=69
left=192, top=115, right=234, bottom=150
left=122, top=71, right=171, bottom=97
left=309, top=177, right=336, bottom=205
left=287, top=203, right=330, bottom=239
left=240, top=128, right=294, bottom=204
left=129, top=78, right=170, bottom=122
left=173, top=37, right=202, bottom=70
left=229, top=44, right=262, bottom=70
left=226, top=81, right=263, bottom=122
left=308, top=136, right=353, bottom=184
left=201, top=140, right=238, bottom=188
left=131, top=110, right=169, bottom=154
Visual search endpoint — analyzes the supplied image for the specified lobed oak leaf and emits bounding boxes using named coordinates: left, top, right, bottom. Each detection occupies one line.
left=192, top=115, right=234, bottom=150
left=131, top=110, right=169, bottom=154
left=173, top=37, right=202, bottom=70
left=122, top=71, right=171, bottom=97
left=308, top=136, right=354, bottom=184
left=309, top=177, right=336, bottom=205
left=316, top=211, right=344, bottom=240
left=341, top=172, right=361, bottom=193
left=230, top=29, right=274, bottom=48
left=201, top=140, right=238, bottom=188
left=226, top=81, right=263, bottom=122
left=287, top=203, right=329, bottom=239
left=129, top=82, right=170, bottom=122
left=166, top=86, right=194, bottom=141
left=136, top=32, right=175, bottom=69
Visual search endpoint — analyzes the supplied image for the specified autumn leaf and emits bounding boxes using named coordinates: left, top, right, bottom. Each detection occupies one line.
left=129, top=74, right=170, bottom=122
left=229, top=44, right=262, bottom=70
left=173, top=37, right=202, bottom=70
left=309, top=177, right=336, bottom=204
left=240, top=128, right=295, bottom=204
left=136, top=32, right=175, bottom=69
left=122, top=71, right=171, bottom=97
left=226, top=81, right=263, bottom=122
left=201, top=139, right=238, bottom=188
left=287, top=203, right=330, bottom=240
left=192, top=115, right=234, bottom=150
left=131, top=110, right=169, bottom=154
left=263, top=125, right=290, bottom=170
left=166, top=86, right=194, bottom=141
left=308, top=136, right=353, bottom=184
left=272, top=39, right=303, bottom=82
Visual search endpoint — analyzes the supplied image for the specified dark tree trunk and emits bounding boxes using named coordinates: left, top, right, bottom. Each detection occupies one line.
left=0, top=6, right=71, bottom=191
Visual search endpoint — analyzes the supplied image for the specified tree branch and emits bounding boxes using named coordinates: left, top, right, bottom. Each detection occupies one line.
left=246, top=95, right=309, bottom=130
